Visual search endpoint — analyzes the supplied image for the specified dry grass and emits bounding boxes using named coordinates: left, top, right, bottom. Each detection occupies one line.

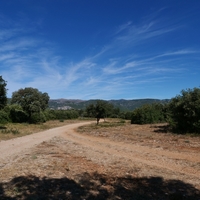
left=77, top=120, right=200, bottom=153
left=0, top=119, right=86, bottom=141
left=1, top=119, right=200, bottom=199
left=77, top=118, right=126, bottom=133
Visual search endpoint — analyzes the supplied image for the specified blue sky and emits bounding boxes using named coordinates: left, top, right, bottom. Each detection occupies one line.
left=0, top=0, right=200, bottom=100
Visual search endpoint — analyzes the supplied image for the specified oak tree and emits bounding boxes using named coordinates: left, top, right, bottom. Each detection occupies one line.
left=11, top=87, right=49, bottom=123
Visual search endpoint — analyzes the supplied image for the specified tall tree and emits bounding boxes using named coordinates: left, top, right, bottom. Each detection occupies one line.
left=0, top=76, right=7, bottom=110
left=11, top=87, right=50, bottom=122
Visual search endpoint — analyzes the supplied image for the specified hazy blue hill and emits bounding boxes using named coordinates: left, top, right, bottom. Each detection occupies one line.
left=48, top=98, right=170, bottom=111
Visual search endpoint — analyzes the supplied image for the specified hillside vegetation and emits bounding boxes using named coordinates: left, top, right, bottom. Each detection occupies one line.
left=48, top=98, right=169, bottom=111
left=1, top=75, right=200, bottom=134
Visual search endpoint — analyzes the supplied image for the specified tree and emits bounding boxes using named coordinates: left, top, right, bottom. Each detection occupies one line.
left=95, top=100, right=106, bottom=124
left=11, top=87, right=50, bottom=123
left=168, top=87, right=200, bottom=133
left=86, top=104, right=96, bottom=118
left=86, top=100, right=120, bottom=124
left=0, top=76, right=7, bottom=110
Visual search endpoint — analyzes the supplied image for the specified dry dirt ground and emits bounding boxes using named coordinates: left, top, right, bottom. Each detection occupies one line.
left=0, top=120, right=200, bottom=200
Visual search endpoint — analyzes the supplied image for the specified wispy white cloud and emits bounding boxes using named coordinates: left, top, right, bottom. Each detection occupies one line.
left=0, top=9, right=199, bottom=100
left=0, top=38, right=39, bottom=53
left=103, top=60, right=139, bottom=75
left=156, top=49, right=199, bottom=57
left=115, top=21, right=132, bottom=35
left=114, top=20, right=176, bottom=46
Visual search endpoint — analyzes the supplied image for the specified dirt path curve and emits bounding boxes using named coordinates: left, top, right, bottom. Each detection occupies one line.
left=0, top=121, right=93, bottom=161
left=0, top=121, right=200, bottom=189
left=61, top=128, right=200, bottom=180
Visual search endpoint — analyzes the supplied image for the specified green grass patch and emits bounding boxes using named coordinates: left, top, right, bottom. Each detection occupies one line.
left=77, top=119, right=126, bottom=133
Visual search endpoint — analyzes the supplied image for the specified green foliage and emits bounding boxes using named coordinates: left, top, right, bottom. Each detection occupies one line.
left=48, top=99, right=170, bottom=111
left=29, top=112, right=46, bottom=124
left=168, top=87, right=200, bottom=133
left=44, top=109, right=79, bottom=121
left=95, top=100, right=107, bottom=119
left=131, top=103, right=166, bottom=124
left=44, top=109, right=57, bottom=120
left=86, top=104, right=96, bottom=117
left=8, top=105, right=28, bottom=123
left=11, top=87, right=50, bottom=123
left=0, top=76, right=7, bottom=110
left=0, top=110, right=10, bottom=124
left=85, top=100, right=120, bottom=119
left=120, top=111, right=133, bottom=120
left=85, top=100, right=121, bottom=124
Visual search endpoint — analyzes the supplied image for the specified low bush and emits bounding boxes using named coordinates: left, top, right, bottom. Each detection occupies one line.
left=131, top=103, right=166, bottom=124
left=29, top=112, right=46, bottom=124
left=0, top=110, right=10, bottom=124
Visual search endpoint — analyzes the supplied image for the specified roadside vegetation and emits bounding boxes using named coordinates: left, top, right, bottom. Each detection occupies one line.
left=130, top=87, right=200, bottom=134
left=0, top=76, right=200, bottom=199
left=0, top=120, right=85, bottom=140
left=77, top=118, right=126, bottom=133
left=0, top=75, right=200, bottom=136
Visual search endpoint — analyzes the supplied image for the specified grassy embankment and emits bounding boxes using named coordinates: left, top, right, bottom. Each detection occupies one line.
left=0, top=119, right=92, bottom=141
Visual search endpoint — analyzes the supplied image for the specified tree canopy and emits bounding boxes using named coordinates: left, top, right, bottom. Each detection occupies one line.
left=86, top=100, right=120, bottom=124
left=11, top=87, right=50, bottom=123
left=168, top=87, right=200, bottom=133
left=0, top=76, right=7, bottom=110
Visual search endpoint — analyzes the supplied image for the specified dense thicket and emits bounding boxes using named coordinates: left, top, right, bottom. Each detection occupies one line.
left=130, top=87, right=200, bottom=134
left=167, top=87, right=200, bottom=133
left=131, top=103, right=166, bottom=124
left=7, top=104, right=28, bottom=123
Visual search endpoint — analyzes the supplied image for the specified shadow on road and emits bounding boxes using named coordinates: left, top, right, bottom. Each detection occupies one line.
left=0, top=172, right=199, bottom=200
left=152, top=124, right=171, bottom=133
left=0, top=126, right=7, bottom=130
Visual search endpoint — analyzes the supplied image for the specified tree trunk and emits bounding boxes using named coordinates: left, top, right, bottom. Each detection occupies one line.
left=97, top=118, right=100, bottom=125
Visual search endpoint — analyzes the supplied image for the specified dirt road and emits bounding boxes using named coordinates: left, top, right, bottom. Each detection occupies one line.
left=0, top=121, right=93, bottom=161
left=0, top=121, right=200, bottom=199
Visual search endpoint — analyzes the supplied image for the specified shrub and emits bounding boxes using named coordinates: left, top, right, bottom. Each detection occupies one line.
left=44, top=109, right=57, bottom=120
left=131, top=103, right=166, bottom=124
left=168, top=87, right=200, bottom=133
left=29, top=112, right=46, bottom=124
left=0, top=110, right=10, bottom=124
left=10, top=108, right=28, bottom=123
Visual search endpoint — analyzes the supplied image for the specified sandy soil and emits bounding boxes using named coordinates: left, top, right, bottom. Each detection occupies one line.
left=0, top=120, right=200, bottom=199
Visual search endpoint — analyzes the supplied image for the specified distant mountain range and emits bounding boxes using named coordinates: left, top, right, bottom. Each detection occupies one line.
left=49, top=98, right=170, bottom=111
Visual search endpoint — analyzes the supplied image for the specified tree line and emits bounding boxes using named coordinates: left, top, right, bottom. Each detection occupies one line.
left=0, top=76, right=79, bottom=124
left=0, top=75, right=200, bottom=134
left=130, top=87, right=200, bottom=134
left=84, top=87, right=200, bottom=134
